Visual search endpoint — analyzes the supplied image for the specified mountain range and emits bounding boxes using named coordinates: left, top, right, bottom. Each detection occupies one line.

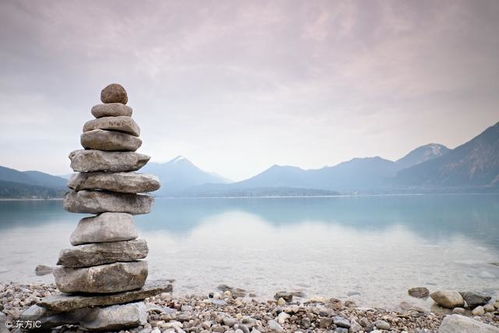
left=0, top=166, right=67, bottom=198
left=1, top=122, right=497, bottom=198
left=141, top=156, right=229, bottom=195
left=395, top=122, right=499, bottom=187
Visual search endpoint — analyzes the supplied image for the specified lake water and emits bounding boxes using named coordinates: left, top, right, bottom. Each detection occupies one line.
left=1, top=194, right=498, bottom=309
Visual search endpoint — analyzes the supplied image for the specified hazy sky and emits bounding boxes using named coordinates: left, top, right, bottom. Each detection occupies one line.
left=1, top=0, right=498, bottom=181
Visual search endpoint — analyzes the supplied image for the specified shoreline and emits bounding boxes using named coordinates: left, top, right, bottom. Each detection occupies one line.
left=1, top=191, right=499, bottom=201
left=0, top=198, right=64, bottom=201
left=1, top=282, right=498, bottom=332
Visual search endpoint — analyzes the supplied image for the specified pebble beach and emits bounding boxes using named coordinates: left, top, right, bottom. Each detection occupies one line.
left=1, top=281, right=498, bottom=333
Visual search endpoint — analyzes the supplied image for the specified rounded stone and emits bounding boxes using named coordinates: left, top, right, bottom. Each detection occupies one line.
left=484, top=304, right=495, bottom=312
left=91, top=103, right=133, bottom=118
left=81, top=129, right=142, bottom=151
left=430, top=290, right=464, bottom=309
left=471, top=306, right=485, bottom=316
left=439, top=314, right=499, bottom=333
left=83, top=116, right=140, bottom=137
left=408, top=287, right=430, bottom=298
left=101, top=83, right=128, bottom=104
left=375, top=320, right=390, bottom=330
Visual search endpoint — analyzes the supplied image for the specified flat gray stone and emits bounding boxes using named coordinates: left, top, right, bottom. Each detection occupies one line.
left=70, top=212, right=138, bottom=246
left=57, top=239, right=148, bottom=268
left=459, top=291, right=491, bottom=309
left=30, top=302, right=146, bottom=331
left=91, top=103, right=132, bottom=118
left=54, top=261, right=148, bottom=294
left=81, top=129, right=142, bottom=151
left=69, top=149, right=149, bottom=172
left=20, top=304, right=53, bottom=321
left=28, top=308, right=92, bottom=330
left=35, top=264, right=54, bottom=276
left=64, top=190, right=153, bottom=215
left=101, top=83, right=128, bottom=104
left=39, top=283, right=172, bottom=312
left=333, top=316, right=351, bottom=328
left=83, top=116, right=140, bottom=136
left=438, top=314, right=499, bottom=333
left=69, top=172, right=160, bottom=193
left=408, top=287, right=430, bottom=298
left=82, top=301, right=147, bottom=331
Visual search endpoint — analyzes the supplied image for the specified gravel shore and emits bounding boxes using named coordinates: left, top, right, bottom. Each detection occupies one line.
left=1, top=282, right=498, bottom=332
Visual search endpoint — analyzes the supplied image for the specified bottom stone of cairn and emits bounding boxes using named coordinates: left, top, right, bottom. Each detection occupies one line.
left=23, top=302, right=147, bottom=331
left=22, top=283, right=173, bottom=330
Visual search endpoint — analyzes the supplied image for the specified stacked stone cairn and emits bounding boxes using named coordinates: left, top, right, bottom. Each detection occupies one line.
left=24, top=84, right=171, bottom=331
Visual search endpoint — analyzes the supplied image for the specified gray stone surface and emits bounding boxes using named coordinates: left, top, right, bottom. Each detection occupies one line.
left=274, top=291, right=293, bottom=303
left=438, top=314, right=499, bottom=333
left=408, top=287, right=430, bottom=298
left=39, top=283, right=172, bottom=312
left=31, top=308, right=92, bottom=331
left=0, top=312, right=7, bottom=333
left=459, top=291, right=491, bottom=309
left=430, top=290, right=464, bottom=309
left=57, top=239, right=148, bottom=268
left=53, top=261, right=148, bottom=294
left=69, top=149, right=149, bottom=172
left=20, top=304, right=52, bottom=321
left=472, top=306, right=485, bottom=316
left=69, top=172, right=160, bottom=193
left=30, top=302, right=147, bottom=331
left=35, top=264, right=54, bottom=276
left=82, top=302, right=147, bottom=331
left=81, top=129, right=142, bottom=151
left=375, top=320, right=391, bottom=330
left=333, top=316, right=351, bottom=328
left=91, top=103, right=132, bottom=118
left=64, top=190, right=153, bottom=215
left=70, top=212, right=138, bottom=245
left=101, top=83, right=128, bottom=104
left=83, top=116, right=140, bottom=136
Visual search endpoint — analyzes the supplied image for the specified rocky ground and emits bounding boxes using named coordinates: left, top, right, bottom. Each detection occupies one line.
left=1, top=282, right=498, bottom=333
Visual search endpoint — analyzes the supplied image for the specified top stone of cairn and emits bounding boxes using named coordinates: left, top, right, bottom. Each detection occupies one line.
left=101, top=83, right=128, bottom=104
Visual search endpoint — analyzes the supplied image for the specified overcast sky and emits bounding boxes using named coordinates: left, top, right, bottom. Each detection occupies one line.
left=1, top=0, right=498, bottom=181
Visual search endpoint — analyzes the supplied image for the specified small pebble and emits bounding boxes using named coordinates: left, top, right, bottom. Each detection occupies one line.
left=375, top=319, right=391, bottom=330
left=268, top=319, right=284, bottom=332
left=483, top=304, right=495, bottom=312
left=471, top=306, right=485, bottom=316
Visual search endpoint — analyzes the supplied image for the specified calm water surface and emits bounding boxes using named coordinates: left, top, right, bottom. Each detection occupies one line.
left=0, top=194, right=498, bottom=309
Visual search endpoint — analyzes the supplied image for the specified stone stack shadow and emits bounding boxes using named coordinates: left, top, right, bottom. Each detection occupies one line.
left=27, top=84, right=171, bottom=331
